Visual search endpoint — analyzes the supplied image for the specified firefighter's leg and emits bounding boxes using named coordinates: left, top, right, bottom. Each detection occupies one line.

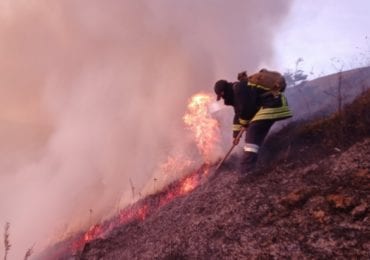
left=240, top=120, right=274, bottom=174
left=240, top=150, right=258, bottom=172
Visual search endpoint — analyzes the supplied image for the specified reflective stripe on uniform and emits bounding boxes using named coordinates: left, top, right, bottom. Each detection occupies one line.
left=239, top=118, right=249, bottom=126
left=248, top=83, right=271, bottom=91
left=251, top=95, right=292, bottom=122
left=243, top=143, right=259, bottom=153
left=252, top=107, right=292, bottom=121
left=232, top=124, right=242, bottom=131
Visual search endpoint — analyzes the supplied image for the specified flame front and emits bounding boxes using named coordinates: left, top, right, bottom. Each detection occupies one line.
left=180, top=176, right=198, bottom=194
left=66, top=93, right=220, bottom=256
left=183, top=93, right=221, bottom=163
left=159, top=156, right=192, bottom=183
left=84, top=224, right=103, bottom=242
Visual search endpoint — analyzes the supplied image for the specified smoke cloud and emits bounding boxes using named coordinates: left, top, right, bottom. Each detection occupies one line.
left=0, top=0, right=292, bottom=257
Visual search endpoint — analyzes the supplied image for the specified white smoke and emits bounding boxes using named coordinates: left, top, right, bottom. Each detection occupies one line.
left=0, top=0, right=292, bottom=257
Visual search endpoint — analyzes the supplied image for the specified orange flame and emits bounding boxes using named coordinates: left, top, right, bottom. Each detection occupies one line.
left=180, top=175, right=198, bottom=194
left=159, top=191, right=177, bottom=207
left=84, top=224, right=103, bottom=242
left=119, top=204, right=149, bottom=224
left=67, top=93, right=220, bottom=256
left=159, top=156, right=192, bottom=182
left=183, top=93, right=221, bottom=163
left=70, top=166, right=210, bottom=255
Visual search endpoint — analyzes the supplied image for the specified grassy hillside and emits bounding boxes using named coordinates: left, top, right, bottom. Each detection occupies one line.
left=286, top=66, right=370, bottom=120
left=78, top=86, right=370, bottom=259
left=260, top=88, right=370, bottom=169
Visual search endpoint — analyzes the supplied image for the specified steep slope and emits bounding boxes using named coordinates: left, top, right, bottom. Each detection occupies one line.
left=260, top=84, right=370, bottom=167
left=80, top=91, right=370, bottom=258
left=286, top=66, right=370, bottom=120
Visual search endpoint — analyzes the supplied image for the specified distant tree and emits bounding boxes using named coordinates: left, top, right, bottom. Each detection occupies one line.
left=284, top=58, right=309, bottom=87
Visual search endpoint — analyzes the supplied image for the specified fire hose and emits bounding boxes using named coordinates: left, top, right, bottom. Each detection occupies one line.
left=213, top=127, right=246, bottom=175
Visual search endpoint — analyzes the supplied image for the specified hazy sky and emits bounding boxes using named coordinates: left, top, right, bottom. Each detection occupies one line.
left=275, top=0, right=370, bottom=77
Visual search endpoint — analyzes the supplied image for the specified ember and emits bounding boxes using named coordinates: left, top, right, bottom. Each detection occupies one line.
left=84, top=224, right=103, bottom=242
left=159, top=191, right=177, bottom=207
left=71, top=224, right=104, bottom=252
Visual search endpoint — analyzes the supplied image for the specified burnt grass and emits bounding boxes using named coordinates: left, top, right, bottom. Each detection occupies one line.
left=79, top=90, right=370, bottom=259
left=260, top=88, right=370, bottom=170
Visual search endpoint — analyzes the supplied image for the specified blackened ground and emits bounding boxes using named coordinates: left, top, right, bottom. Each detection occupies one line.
left=259, top=88, right=370, bottom=169
left=80, top=138, right=370, bottom=259
left=79, top=90, right=370, bottom=259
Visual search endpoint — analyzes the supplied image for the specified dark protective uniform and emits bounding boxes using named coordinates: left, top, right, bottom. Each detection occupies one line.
left=215, top=78, right=292, bottom=173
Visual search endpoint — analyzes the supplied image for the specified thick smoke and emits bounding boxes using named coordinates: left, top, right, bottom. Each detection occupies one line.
left=0, top=0, right=292, bottom=257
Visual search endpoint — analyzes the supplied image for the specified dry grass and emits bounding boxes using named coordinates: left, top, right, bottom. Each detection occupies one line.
left=260, top=88, right=370, bottom=168
left=24, top=245, right=34, bottom=260
left=2, top=222, right=35, bottom=260
left=3, top=222, right=11, bottom=260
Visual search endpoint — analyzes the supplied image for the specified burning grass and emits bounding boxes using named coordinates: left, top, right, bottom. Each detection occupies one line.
left=37, top=88, right=370, bottom=258
left=76, top=88, right=370, bottom=259
left=38, top=92, right=221, bottom=258
left=40, top=164, right=212, bottom=258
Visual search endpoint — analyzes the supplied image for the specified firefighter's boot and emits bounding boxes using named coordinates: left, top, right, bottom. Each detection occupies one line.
left=240, top=151, right=258, bottom=174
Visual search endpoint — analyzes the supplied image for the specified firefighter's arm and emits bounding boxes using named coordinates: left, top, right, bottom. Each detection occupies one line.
left=233, top=115, right=248, bottom=145
left=238, top=81, right=258, bottom=126
left=232, top=114, right=242, bottom=138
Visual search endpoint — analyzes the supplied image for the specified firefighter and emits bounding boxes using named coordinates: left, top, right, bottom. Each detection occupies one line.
left=214, top=70, right=292, bottom=174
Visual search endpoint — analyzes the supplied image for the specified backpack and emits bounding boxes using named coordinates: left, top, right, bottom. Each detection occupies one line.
left=248, top=69, right=286, bottom=93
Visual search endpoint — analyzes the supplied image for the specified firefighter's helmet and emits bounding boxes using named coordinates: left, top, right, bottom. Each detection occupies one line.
left=214, top=80, right=228, bottom=101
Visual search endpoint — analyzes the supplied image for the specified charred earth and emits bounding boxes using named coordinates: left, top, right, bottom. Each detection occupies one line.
left=77, top=90, right=370, bottom=258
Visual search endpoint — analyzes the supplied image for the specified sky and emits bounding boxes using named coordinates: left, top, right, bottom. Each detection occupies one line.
left=275, top=0, right=370, bottom=78
left=0, top=1, right=369, bottom=258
